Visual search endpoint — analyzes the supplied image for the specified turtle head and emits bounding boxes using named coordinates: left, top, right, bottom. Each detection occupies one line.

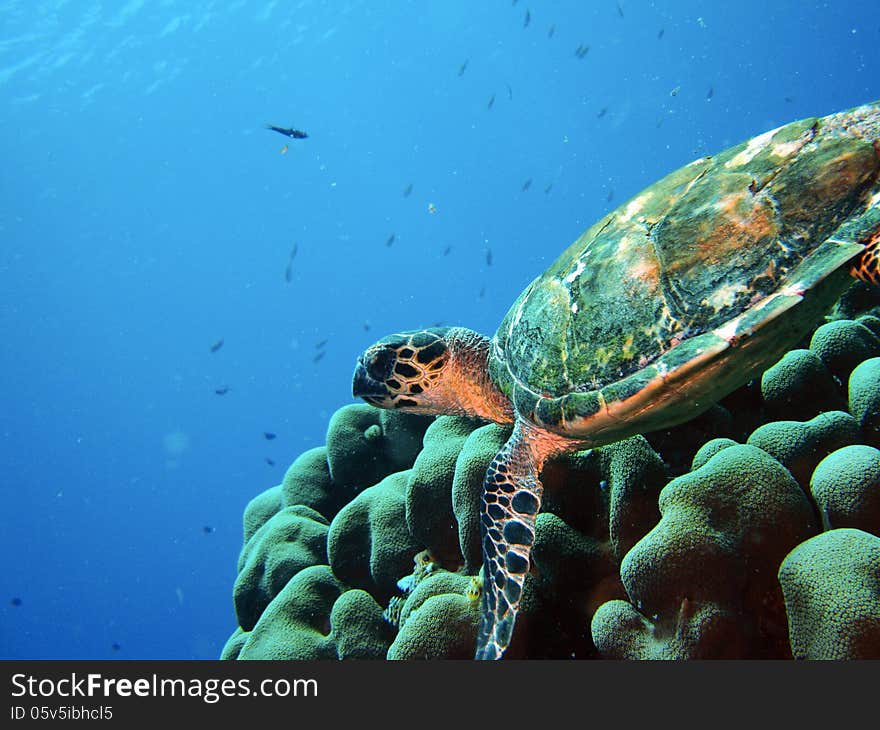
left=353, top=327, right=514, bottom=422
left=353, top=328, right=453, bottom=412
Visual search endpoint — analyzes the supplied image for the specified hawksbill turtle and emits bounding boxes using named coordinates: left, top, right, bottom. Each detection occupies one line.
left=352, top=101, right=880, bottom=660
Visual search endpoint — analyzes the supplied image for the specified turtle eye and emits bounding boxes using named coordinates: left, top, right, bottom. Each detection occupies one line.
left=366, top=347, right=397, bottom=381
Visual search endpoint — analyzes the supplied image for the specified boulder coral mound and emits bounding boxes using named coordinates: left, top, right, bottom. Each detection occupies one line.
left=222, top=305, right=880, bottom=659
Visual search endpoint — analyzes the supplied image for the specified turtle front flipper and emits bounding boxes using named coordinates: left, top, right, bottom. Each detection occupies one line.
left=475, top=421, right=569, bottom=660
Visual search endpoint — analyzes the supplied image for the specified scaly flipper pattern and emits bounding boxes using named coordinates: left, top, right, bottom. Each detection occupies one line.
left=475, top=422, right=569, bottom=660
left=850, top=228, right=880, bottom=285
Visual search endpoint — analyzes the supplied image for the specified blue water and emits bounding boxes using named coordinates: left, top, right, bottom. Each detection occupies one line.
left=1, top=0, right=877, bottom=660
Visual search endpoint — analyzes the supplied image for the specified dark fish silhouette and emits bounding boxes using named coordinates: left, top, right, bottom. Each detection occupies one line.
left=264, top=432, right=277, bottom=440
left=111, top=643, right=121, bottom=651
left=575, top=44, right=590, bottom=59
left=523, top=9, right=530, bottom=28
left=506, top=83, right=513, bottom=101
left=214, top=386, right=230, bottom=395
left=11, top=597, right=22, bottom=607
left=284, top=243, right=298, bottom=282
left=597, top=106, right=608, bottom=118
left=403, top=183, right=413, bottom=197
left=313, top=351, right=326, bottom=363
left=707, top=87, right=714, bottom=100
left=487, top=94, right=495, bottom=110
left=548, top=24, right=555, bottom=38
left=265, top=124, right=308, bottom=139
left=203, top=526, right=215, bottom=534
left=265, top=458, right=275, bottom=466
left=486, top=249, right=493, bottom=266
left=385, top=233, right=396, bottom=247
left=521, top=178, right=532, bottom=191
left=479, top=286, right=486, bottom=298
left=607, top=189, right=615, bottom=202
left=657, top=28, right=665, bottom=39
left=209, top=339, right=224, bottom=353
left=544, top=182, right=553, bottom=194
left=458, top=59, right=469, bottom=77
left=443, top=245, right=452, bottom=256
left=363, top=321, right=371, bottom=331
left=315, top=339, right=328, bottom=349
left=784, top=96, right=794, bottom=103
left=616, top=2, right=624, bottom=18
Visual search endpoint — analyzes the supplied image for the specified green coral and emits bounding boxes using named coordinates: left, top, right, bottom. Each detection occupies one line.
left=234, top=505, right=329, bottom=631
left=778, top=529, right=880, bottom=659
left=848, top=357, right=880, bottom=446
left=591, top=445, right=818, bottom=659
left=327, top=471, right=422, bottom=602
left=809, top=319, right=880, bottom=382
left=810, top=445, right=880, bottom=533
left=761, top=349, right=844, bottom=421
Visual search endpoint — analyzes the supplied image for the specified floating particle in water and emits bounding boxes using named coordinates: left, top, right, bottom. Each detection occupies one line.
left=548, top=24, right=555, bottom=38
left=403, top=183, right=413, bottom=197
left=544, top=182, right=553, bottom=194
left=521, top=178, right=532, bottom=191
left=458, top=58, right=469, bottom=77
left=486, top=249, right=493, bottom=266
left=657, top=28, right=664, bottom=39
left=487, top=94, right=495, bottom=110
left=385, top=232, right=395, bottom=247
left=428, top=202, right=438, bottom=214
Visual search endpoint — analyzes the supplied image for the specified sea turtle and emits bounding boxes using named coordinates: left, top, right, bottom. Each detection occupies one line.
left=352, top=101, right=880, bottom=660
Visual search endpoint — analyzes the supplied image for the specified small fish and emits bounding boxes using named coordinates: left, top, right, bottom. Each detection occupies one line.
left=486, top=249, right=493, bottom=266
left=521, top=178, right=532, bottom=192
left=442, top=245, right=452, bottom=256
left=707, top=86, right=714, bottom=100
left=428, top=202, right=438, bottom=214
left=264, top=432, right=277, bottom=440
left=385, top=232, right=396, bottom=247
left=403, top=183, right=413, bottom=197
left=607, top=189, right=615, bottom=202
left=487, top=94, right=495, bottom=110
left=432, top=321, right=445, bottom=328
left=523, top=9, right=530, bottom=28
left=111, top=643, right=121, bottom=651
left=616, top=2, right=624, bottom=18
left=11, top=597, right=22, bottom=607
left=544, top=182, right=553, bottom=194
left=315, top=339, right=328, bottom=349
left=697, top=17, right=706, bottom=29
left=784, top=96, right=794, bottom=103
left=506, top=83, right=513, bottom=101
left=313, top=351, right=325, bottom=363
left=548, top=24, right=555, bottom=38
left=597, top=106, right=608, bottom=118
left=265, top=124, right=308, bottom=139
left=202, top=525, right=215, bottom=534
left=458, top=59, right=469, bottom=77
left=215, top=386, right=230, bottom=395
left=209, top=339, right=224, bottom=353
left=265, top=458, right=276, bottom=466
left=280, top=144, right=288, bottom=155
left=657, top=28, right=664, bottom=39
left=479, top=286, right=486, bottom=299
left=284, top=262, right=293, bottom=283
left=363, top=321, right=371, bottom=331
left=575, top=44, right=590, bottom=59
left=289, top=243, right=298, bottom=260
left=670, top=86, right=680, bottom=97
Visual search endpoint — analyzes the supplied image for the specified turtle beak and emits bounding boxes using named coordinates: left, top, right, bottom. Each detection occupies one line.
left=352, top=356, right=389, bottom=399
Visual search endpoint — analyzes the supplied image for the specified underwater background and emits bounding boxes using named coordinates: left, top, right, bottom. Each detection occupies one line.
left=1, top=0, right=879, bottom=660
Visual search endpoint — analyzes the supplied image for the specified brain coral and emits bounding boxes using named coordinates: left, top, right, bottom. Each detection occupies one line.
left=223, top=296, right=880, bottom=659
left=778, top=529, right=880, bottom=659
